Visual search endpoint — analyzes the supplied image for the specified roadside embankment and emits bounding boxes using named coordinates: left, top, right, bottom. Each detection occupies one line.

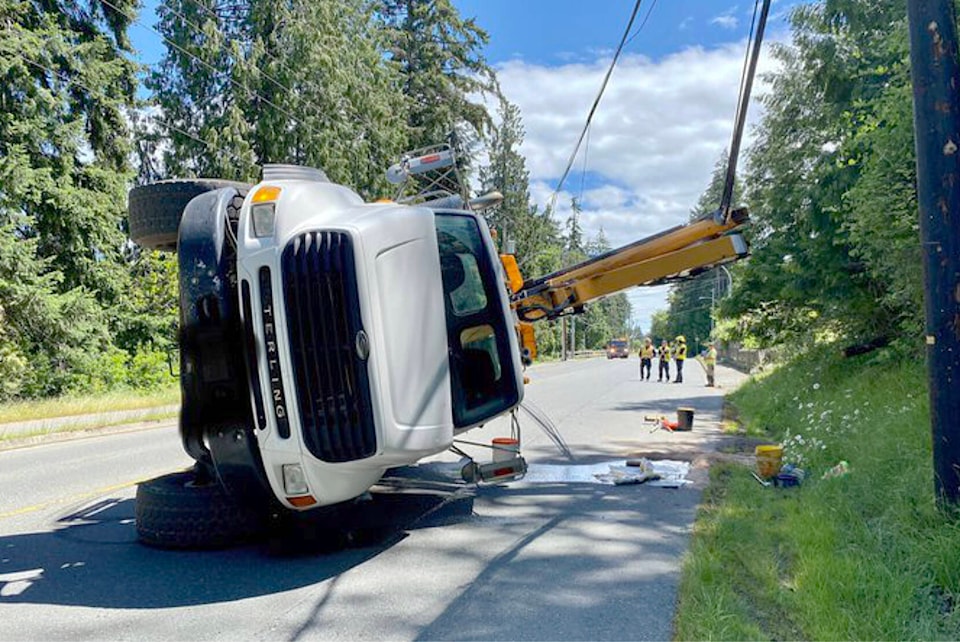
left=674, top=348, right=960, bottom=640
left=0, top=388, right=180, bottom=446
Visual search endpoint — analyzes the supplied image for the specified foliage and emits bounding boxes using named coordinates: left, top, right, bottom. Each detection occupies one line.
left=720, top=0, right=917, bottom=352
left=149, top=0, right=408, bottom=196
left=380, top=0, right=497, bottom=152
left=657, top=152, right=738, bottom=346
left=0, top=0, right=148, bottom=400
left=676, top=350, right=960, bottom=640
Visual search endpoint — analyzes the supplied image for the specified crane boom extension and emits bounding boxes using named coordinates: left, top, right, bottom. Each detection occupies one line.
left=510, top=207, right=749, bottom=322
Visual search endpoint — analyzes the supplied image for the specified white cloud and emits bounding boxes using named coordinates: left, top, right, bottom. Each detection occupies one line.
left=711, top=14, right=739, bottom=29
left=493, top=40, right=778, bottom=333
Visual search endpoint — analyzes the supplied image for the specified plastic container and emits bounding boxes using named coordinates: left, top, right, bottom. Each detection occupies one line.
left=676, top=407, right=695, bottom=431
left=755, top=444, right=783, bottom=479
left=492, top=437, right=520, bottom=463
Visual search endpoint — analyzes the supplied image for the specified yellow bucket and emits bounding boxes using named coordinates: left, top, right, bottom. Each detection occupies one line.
left=755, top=445, right=783, bottom=479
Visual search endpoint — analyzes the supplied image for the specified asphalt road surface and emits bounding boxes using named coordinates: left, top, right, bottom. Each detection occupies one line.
left=0, top=357, right=745, bottom=641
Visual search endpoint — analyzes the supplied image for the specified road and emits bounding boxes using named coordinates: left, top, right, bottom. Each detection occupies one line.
left=0, top=357, right=745, bottom=641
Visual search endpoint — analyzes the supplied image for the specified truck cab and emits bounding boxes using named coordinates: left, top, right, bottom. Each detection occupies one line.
left=606, top=339, right=629, bottom=359
left=165, top=164, right=524, bottom=513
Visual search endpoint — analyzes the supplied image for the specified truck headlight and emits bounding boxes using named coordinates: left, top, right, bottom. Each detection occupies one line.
left=282, top=463, right=309, bottom=495
left=252, top=203, right=276, bottom=238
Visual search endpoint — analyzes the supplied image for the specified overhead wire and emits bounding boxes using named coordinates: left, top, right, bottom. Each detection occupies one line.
left=577, top=123, right=591, bottom=205
left=719, top=0, right=771, bottom=219
left=5, top=48, right=261, bottom=173
left=548, top=0, right=648, bottom=213
left=100, top=0, right=327, bottom=146
left=157, top=0, right=300, bottom=105
left=731, top=0, right=761, bottom=152
left=624, top=0, right=660, bottom=48
left=572, top=0, right=656, bottom=210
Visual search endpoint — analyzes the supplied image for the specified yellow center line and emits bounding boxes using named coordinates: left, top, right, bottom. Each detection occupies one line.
left=0, top=469, right=186, bottom=520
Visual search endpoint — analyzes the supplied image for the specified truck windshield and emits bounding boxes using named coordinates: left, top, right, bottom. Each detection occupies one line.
left=435, top=213, right=519, bottom=428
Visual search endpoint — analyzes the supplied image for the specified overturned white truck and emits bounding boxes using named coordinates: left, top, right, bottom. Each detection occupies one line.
left=128, top=147, right=748, bottom=548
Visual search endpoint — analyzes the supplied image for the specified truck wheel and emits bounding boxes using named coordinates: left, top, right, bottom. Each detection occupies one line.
left=128, top=179, right=250, bottom=251
left=135, top=471, right=265, bottom=549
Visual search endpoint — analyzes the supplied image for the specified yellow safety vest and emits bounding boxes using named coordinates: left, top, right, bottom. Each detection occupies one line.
left=658, top=346, right=671, bottom=361
left=675, top=344, right=687, bottom=360
left=641, top=345, right=655, bottom=358
left=705, top=347, right=717, bottom=366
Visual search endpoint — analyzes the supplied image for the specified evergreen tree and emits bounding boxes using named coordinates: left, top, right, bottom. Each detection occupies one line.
left=581, top=228, right=632, bottom=348
left=479, top=95, right=561, bottom=275
left=0, top=0, right=140, bottom=398
left=150, top=0, right=407, bottom=195
left=381, top=0, right=497, bottom=150
left=720, top=0, right=910, bottom=348
left=480, top=96, right=530, bottom=250
left=662, top=152, right=738, bottom=344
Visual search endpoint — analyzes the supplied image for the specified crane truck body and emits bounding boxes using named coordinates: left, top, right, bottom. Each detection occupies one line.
left=127, top=150, right=749, bottom=548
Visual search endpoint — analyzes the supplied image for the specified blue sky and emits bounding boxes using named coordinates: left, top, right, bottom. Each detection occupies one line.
left=129, top=0, right=803, bottom=333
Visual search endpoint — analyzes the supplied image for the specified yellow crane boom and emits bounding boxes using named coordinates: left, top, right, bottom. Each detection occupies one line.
left=508, top=207, right=749, bottom=323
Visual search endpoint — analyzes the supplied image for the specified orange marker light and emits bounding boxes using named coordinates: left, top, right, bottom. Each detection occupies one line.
left=287, top=495, right=317, bottom=508
left=252, top=185, right=282, bottom=203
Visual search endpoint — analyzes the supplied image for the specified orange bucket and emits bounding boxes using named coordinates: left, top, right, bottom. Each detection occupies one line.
left=492, top=437, right=519, bottom=463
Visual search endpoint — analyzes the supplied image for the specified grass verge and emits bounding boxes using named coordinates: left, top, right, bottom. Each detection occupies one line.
left=675, top=347, right=960, bottom=640
left=0, top=409, right=180, bottom=445
left=0, top=386, right=179, bottom=424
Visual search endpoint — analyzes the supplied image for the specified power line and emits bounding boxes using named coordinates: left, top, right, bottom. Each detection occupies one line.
left=101, top=0, right=325, bottom=144
left=5, top=48, right=260, bottom=173
left=157, top=0, right=298, bottom=104
left=624, top=0, right=660, bottom=48
left=549, top=0, right=650, bottom=212
left=719, top=0, right=771, bottom=218
left=577, top=123, right=591, bottom=204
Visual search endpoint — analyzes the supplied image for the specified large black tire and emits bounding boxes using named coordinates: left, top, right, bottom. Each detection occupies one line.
left=128, top=179, right=250, bottom=251
left=135, top=470, right=266, bottom=549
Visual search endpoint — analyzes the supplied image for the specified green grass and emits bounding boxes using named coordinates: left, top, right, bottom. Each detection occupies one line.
left=675, top=348, right=960, bottom=640
left=0, top=408, right=180, bottom=443
left=0, top=386, right=180, bottom=424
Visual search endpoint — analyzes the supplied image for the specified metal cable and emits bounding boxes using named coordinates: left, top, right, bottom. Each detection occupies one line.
left=5, top=48, right=260, bottom=173
left=549, top=0, right=647, bottom=212
left=100, top=0, right=324, bottom=143
left=624, top=0, right=660, bottom=48
left=719, top=0, right=772, bottom=219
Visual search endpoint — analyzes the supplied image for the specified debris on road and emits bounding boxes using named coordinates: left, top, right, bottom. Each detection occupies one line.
left=524, top=459, right=692, bottom=488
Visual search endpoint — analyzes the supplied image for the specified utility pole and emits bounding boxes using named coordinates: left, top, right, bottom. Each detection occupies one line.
left=571, top=317, right=576, bottom=357
left=561, top=316, right=568, bottom=361
left=907, top=0, right=960, bottom=506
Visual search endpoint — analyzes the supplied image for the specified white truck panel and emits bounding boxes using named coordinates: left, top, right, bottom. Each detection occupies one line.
left=237, top=180, right=457, bottom=508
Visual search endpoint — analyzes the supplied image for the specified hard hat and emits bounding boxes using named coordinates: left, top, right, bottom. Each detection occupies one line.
left=676, top=335, right=686, bottom=343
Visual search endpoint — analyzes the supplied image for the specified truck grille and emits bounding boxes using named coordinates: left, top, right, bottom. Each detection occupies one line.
left=281, top=231, right=376, bottom=462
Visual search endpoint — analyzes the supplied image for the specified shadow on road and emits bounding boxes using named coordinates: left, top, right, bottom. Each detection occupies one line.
left=0, top=483, right=475, bottom=609
left=413, top=481, right=701, bottom=641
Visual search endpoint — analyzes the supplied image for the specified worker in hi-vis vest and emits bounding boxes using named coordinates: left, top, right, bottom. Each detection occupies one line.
left=704, top=341, right=718, bottom=387
left=673, top=335, right=687, bottom=383
left=639, top=337, right=655, bottom=380
left=657, top=340, right=671, bottom=382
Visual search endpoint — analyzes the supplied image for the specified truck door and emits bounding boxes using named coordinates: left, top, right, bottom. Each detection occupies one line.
left=435, top=212, right=521, bottom=429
